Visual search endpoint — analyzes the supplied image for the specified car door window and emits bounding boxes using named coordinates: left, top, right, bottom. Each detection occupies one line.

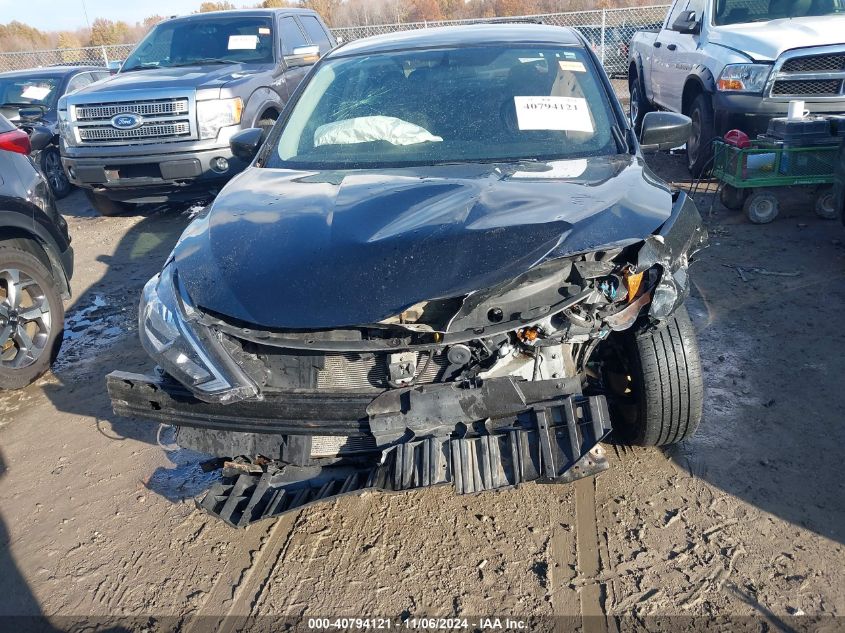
left=299, top=16, right=332, bottom=54
left=66, top=72, right=94, bottom=94
left=279, top=16, right=308, bottom=56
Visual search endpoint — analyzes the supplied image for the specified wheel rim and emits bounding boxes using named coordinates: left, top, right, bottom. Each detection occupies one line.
left=44, top=150, right=67, bottom=193
left=630, top=82, right=639, bottom=126
left=818, top=193, right=836, bottom=217
left=688, top=108, right=701, bottom=164
left=751, top=198, right=776, bottom=221
left=0, top=268, right=51, bottom=369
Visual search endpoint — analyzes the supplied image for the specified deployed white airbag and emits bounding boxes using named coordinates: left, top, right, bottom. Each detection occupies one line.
left=314, top=116, right=442, bottom=147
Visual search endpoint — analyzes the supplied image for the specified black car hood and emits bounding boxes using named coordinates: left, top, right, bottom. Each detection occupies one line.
left=174, top=155, right=673, bottom=329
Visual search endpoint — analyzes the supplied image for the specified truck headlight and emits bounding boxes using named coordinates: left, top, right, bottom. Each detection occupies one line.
left=717, top=64, right=771, bottom=93
left=197, top=97, right=244, bottom=140
left=57, top=108, right=76, bottom=147
left=139, top=262, right=257, bottom=403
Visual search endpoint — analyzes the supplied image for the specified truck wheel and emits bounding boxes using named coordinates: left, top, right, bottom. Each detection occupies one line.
left=41, top=148, right=72, bottom=199
left=743, top=190, right=779, bottom=224
left=84, top=190, right=132, bottom=217
left=628, top=70, right=651, bottom=134
left=600, top=305, right=704, bottom=446
left=719, top=184, right=748, bottom=210
left=0, top=245, right=64, bottom=390
left=814, top=186, right=838, bottom=219
left=687, top=94, right=715, bottom=178
left=258, top=116, right=277, bottom=135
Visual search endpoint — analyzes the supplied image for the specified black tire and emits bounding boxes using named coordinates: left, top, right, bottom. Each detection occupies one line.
left=743, top=190, right=779, bottom=224
left=40, top=147, right=72, bottom=199
left=628, top=69, right=651, bottom=134
left=814, top=186, right=838, bottom=220
left=257, top=116, right=277, bottom=135
left=603, top=306, right=704, bottom=446
left=686, top=93, right=716, bottom=178
left=84, top=190, right=132, bottom=217
left=719, top=184, right=748, bottom=211
left=0, top=245, right=64, bottom=390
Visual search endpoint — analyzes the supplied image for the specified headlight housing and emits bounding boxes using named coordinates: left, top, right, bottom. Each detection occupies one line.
left=717, top=64, right=771, bottom=93
left=139, top=262, right=257, bottom=403
left=57, top=106, right=75, bottom=148
left=197, top=97, right=244, bottom=140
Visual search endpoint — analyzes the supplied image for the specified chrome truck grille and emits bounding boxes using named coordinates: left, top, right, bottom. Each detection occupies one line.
left=72, top=97, right=194, bottom=144
left=769, top=46, right=845, bottom=99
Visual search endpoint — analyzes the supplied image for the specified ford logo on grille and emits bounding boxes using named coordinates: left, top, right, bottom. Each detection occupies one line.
left=111, top=113, right=142, bottom=130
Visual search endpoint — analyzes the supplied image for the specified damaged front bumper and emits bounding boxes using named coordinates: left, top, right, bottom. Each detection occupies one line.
left=107, top=372, right=611, bottom=527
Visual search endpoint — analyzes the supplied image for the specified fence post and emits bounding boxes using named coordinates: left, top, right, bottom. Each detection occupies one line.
left=600, top=9, right=606, bottom=67
left=101, top=46, right=109, bottom=66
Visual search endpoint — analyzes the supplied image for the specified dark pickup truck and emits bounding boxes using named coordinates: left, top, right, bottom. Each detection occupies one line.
left=58, top=8, right=334, bottom=215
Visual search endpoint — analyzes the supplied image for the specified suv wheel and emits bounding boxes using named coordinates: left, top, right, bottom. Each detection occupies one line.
left=84, top=190, right=132, bottom=217
left=0, top=246, right=64, bottom=390
left=686, top=93, right=716, bottom=178
left=41, top=148, right=72, bottom=199
left=598, top=305, right=704, bottom=446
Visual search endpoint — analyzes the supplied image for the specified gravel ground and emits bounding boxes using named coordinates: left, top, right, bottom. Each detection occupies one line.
left=0, top=152, right=843, bottom=632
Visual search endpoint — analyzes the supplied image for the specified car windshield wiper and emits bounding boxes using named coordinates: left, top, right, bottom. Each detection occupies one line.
left=169, top=58, right=236, bottom=68
left=0, top=102, right=47, bottom=110
left=121, top=62, right=160, bottom=73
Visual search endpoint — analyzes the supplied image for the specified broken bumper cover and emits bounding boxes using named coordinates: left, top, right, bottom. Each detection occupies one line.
left=107, top=371, right=611, bottom=527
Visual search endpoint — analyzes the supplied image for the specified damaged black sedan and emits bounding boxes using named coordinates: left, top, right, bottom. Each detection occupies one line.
left=107, top=25, right=707, bottom=527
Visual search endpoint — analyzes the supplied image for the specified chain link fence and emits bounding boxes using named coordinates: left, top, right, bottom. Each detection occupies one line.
left=332, top=5, right=669, bottom=77
left=0, top=6, right=669, bottom=77
left=0, top=44, right=134, bottom=72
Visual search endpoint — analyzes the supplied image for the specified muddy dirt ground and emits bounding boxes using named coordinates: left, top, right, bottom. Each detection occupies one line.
left=0, top=152, right=843, bottom=632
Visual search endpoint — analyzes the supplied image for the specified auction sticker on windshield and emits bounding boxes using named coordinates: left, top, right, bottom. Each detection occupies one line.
left=228, top=34, right=259, bottom=50
left=514, top=96, right=593, bottom=133
left=21, top=85, right=51, bottom=100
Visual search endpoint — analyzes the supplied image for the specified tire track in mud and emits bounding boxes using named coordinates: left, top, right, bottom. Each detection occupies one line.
left=185, top=511, right=299, bottom=632
left=574, top=476, right=606, bottom=632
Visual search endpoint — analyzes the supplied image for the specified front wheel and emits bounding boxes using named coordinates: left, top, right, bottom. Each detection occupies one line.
left=687, top=94, right=716, bottom=178
left=628, top=70, right=651, bottom=134
left=41, top=148, right=72, bottom=199
left=719, top=184, right=748, bottom=211
left=0, top=245, right=65, bottom=390
left=599, top=306, right=704, bottom=446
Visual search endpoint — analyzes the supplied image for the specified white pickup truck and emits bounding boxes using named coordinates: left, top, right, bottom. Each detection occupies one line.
left=628, top=0, right=845, bottom=174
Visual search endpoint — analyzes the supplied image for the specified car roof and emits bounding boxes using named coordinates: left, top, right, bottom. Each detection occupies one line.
left=330, top=24, right=585, bottom=58
left=0, top=66, right=99, bottom=80
left=164, top=7, right=321, bottom=24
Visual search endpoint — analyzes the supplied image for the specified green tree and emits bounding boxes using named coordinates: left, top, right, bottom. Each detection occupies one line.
left=261, top=0, right=295, bottom=7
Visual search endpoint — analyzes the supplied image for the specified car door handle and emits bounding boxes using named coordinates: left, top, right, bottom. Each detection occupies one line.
left=653, top=41, right=662, bottom=48
left=667, top=44, right=677, bottom=51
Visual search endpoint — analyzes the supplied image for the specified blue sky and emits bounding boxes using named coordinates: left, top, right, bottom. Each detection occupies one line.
left=0, top=0, right=220, bottom=31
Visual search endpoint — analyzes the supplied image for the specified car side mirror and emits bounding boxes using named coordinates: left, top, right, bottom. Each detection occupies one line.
left=283, top=45, right=320, bottom=68
left=28, top=125, right=53, bottom=152
left=671, top=10, right=701, bottom=34
left=18, top=107, right=42, bottom=124
left=639, top=111, right=691, bottom=153
left=230, top=127, right=265, bottom=162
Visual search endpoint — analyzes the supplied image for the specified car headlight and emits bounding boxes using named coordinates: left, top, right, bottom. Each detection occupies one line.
left=197, top=97, right=244, bottom=140
left=717, top=64, right=771, bottom=93
left=139, top=262, right=257, bottom=403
